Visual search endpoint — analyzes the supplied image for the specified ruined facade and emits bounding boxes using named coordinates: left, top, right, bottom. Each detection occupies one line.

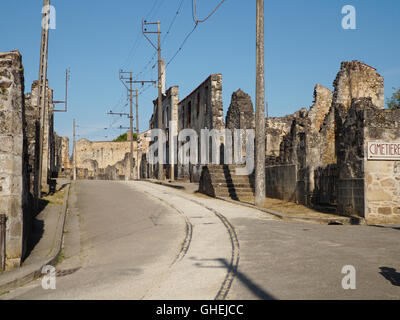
left=149, top=86, right=179, bottom=180
left=147, top=74, right=224, bottom=182
left=0, top=51, right=30, bottom=269
left=177, top=74, right=224, bottom=181
left=262, top=60, right=398, bottom=222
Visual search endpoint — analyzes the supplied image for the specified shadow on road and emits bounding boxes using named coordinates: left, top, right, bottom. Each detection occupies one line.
left=369, top=225, right=400, bottom=231
left=192, top=257, right=276, bottom=300
left=379, top=267, right=400, bottom=287
left=22, top=199, right=48, bottom=263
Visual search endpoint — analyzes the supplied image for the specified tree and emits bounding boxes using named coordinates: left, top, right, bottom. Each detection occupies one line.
left=387, top=87, right=400, bottom=109
left=113, top=132, right=137, bottom=142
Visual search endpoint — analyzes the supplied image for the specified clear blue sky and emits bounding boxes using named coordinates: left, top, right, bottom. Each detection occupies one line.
left=1, top=0, right=399, bottom=145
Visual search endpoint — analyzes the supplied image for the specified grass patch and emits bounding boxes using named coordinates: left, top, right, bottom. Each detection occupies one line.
left=42, top=188, right=66, bottom=206
left=58, top=250, right=65, bottom=263
left=0, top=290, right=10, bottom=297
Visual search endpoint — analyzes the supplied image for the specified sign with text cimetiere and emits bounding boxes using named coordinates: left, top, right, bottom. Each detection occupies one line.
left=367, top=141, right=400, bottom=160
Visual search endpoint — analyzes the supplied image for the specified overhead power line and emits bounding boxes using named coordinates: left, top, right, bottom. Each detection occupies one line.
left=193, top=0, right=226, bottom=23
left=133, top=0, right=185, bottom=82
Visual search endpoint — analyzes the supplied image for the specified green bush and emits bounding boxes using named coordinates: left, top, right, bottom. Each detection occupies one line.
left=387, top=87, right=400, bottom=109
left=113, top=132, right=137, bottom=142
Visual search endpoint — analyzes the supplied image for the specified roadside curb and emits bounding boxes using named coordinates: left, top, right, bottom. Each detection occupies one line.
left=0, top=183, right=70, bottom=294
left=147, top=180, right=185, bottom=190
left=143, top=179, right=365, bottom=226
left=214, top=196, right=365, bottom=226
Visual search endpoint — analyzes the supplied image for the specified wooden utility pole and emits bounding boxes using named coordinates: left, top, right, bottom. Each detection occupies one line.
left=125, top=79, right=156, bottom=179
left=54, top=68, right=70, bottom=112
left=157, top=21, right=164, bottom=181
left=73, top=119, right=77, bottom=181
left=36, top=0, right=51, bottom=207
left=119, top=70, right=137, bottom=180
left=255, top=0, right=266, bottom=207
left=135, top=88, right=140, bottom=180
left=129, top=74, right=134, bottom=180
left=143, top=20, right=164, bottom=180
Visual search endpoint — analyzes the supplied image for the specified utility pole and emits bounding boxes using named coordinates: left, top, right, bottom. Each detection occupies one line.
left=73, top=119, right=76, bottom=181
left=54, top=68, right=70, bottom=112
left=125, top=79, right=157, bottom=180
left=36, top=0, right=51, bottom=208
left=135, top=88, right=140, bottom=180
left=143, top=20, right=164, bottom=180
left=255, top=0, right=266, bottom=207
left=119, top=70, right=134, bottom=180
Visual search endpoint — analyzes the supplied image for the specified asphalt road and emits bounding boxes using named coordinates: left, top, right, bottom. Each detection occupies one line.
left=2, top=180, right=189, bottom=299
left=2, top=180, right=400, bottom=300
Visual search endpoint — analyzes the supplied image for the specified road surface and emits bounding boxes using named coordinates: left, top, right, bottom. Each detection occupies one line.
left=2, top=180, right=400, bottom=300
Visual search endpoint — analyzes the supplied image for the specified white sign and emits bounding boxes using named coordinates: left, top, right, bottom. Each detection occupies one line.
left=367, top=142, right=400, bottom=160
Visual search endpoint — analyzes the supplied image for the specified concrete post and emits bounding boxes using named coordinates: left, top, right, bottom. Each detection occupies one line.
left=255, top=0, right=266, bottom=207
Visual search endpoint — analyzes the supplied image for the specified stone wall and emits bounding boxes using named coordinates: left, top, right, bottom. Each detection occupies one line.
left=24, top=88, right=39, bottom=198
left=74, top=139, right=137, bottom=179
left=226, top=89, right=255, bottom=131
left=0, top=51, right=30, bottom=270
left=337, top=98, right=400, bottom=221
left=226, top=89, right=255, bottom=160
left=264, top=84, right=334, bottom=206
left=150, top=86, right=179, bottom=180
left=265, top=116, right=293, bottom=160
left=59, top=136, right=71, bottom=175
left=265, top=164, right=298, bottom=202
left=24, top=80, right=56, bottom=196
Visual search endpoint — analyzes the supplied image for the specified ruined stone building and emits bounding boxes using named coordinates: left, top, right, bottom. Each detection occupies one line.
left=74, top=138, right=135, bottom=180
left=148, top=74, right=224, bottom=182
left=0, top=50, right=64, bottom=270
left=0, top=51, right=30, bottom=270
left=178, top=74, right=224, bottom=181
left=146, top=62, right=398, bottom=222
left=263, top=61, right=399, bottom=223
left=72, top=129, right=151, bottom=181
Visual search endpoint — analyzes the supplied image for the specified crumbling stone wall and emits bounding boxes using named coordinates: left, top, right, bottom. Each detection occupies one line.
left=265, top=116, right=293, bottom=161
left=337, top=98, right=400, bottom=221
left=0, top=51, right=29, bottom=270
left=57, top=136, right=71, bottom=178
left=264, top=84, right=334, bottom=206
left=226, top=89, right=255, bottom=131
left=226, top=89, right=255, bottom=161
left=264, top=61, right=392, bottom=219
left=333, top=61, right=384, bottom=115
left=24, top=80, right=56, bottom=196
left=73, top=139, right=138, bottom=180
left=24, top=88, right=39, bottom=198
left=150, top=86, right=179, bottom=180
